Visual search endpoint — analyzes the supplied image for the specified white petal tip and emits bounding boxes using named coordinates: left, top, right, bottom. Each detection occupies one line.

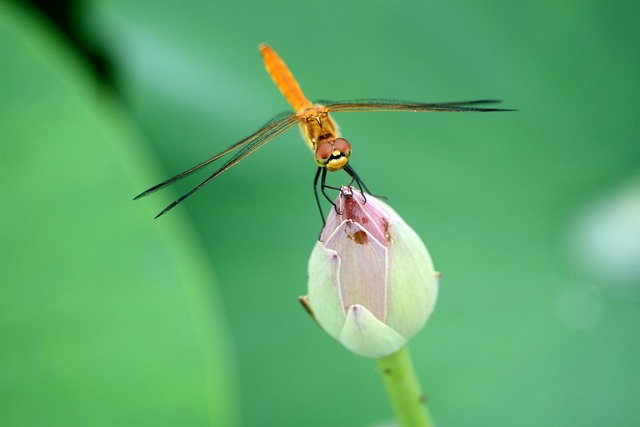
left=339, top=304, right=406, bottom=358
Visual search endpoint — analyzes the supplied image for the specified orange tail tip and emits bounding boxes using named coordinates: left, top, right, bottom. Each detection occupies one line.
left=260, top=44, right=313, bottom=112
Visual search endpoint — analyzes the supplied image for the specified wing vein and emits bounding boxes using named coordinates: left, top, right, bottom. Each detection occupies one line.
left=134, top=112, right=296, bottom=201
left=319, top=99, right=514, bottom=113
left=152, top=113, right=299, bottom=218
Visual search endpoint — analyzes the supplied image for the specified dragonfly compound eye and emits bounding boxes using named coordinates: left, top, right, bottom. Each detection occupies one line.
left=315, top=142, right=334, bottom=164
left=333, top=138, right=351, bottom=157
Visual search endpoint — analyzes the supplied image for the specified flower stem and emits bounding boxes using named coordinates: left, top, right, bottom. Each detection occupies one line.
left=377, top=346, right=434, bottom=427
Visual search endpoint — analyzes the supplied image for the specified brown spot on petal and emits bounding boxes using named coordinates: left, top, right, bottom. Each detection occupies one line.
left=382, top=218, right=392, bottom=245
left=346, top=230, right=369, bottom=245
left=353, top=230, right=368, bottom=245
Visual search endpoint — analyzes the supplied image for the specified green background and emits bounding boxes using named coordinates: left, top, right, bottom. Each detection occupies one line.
left=2, top=1, right=639, bottom=426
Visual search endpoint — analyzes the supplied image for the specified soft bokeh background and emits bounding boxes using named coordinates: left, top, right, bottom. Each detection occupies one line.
left=2, top=1, right=639, bottom=426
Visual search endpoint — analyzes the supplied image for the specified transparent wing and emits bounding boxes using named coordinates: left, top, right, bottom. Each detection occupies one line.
left=134, top=111, right=299, bottom=218
left=319, top=99, right=514, bottom=113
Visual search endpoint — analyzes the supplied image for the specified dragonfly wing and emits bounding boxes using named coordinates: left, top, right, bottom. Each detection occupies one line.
left=134, top=111, right=297, bottom=200
left=153, top=112, right=299, bottom=218
left=319, top=99, right=514, bottom=113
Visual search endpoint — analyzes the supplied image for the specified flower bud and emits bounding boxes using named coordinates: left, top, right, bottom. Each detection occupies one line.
left=302, top=187, right=439, bottom=358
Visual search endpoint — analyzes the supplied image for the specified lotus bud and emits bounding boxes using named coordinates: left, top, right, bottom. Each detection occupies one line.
left=301, top=187, right=439, bottom=358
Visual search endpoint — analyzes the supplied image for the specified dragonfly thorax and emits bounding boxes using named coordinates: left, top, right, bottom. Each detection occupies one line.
left=299, top=107, right=339, bottom=147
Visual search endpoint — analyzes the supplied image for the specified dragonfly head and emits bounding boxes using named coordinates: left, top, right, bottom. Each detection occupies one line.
left=314, top=137, right=352, bottom=172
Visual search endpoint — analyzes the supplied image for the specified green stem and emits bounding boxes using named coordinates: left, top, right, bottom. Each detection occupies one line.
left=377, top=346, right=434, bottom=427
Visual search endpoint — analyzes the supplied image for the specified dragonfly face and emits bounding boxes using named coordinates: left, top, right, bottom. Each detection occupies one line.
left=314, top=136, right=352, bottom=172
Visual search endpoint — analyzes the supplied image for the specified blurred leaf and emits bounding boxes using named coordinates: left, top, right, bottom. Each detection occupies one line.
left=0, top=3, right=238, bottom=426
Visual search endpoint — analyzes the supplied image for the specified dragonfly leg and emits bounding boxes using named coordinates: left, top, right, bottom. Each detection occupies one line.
left=314, top=164, right=386, bottom=225
left=318, top=167, right=343, bottom=215
left=343, top=165, right=367, bottom=204
left=315, top=167, right=343, bottom=222
left=313, top=167, right=328, bottom=225
left=344, top=164, right=388, bottom=202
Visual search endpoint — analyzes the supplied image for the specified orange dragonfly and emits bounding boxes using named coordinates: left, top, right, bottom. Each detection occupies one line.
left=135, top=44, right=512, bottom=220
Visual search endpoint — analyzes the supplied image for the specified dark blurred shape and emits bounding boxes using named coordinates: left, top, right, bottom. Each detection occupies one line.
left=17, top=0, right=115, bottom=89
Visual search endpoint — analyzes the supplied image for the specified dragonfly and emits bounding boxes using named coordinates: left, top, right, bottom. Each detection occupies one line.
left=135, top=44, right=512, bottom=220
